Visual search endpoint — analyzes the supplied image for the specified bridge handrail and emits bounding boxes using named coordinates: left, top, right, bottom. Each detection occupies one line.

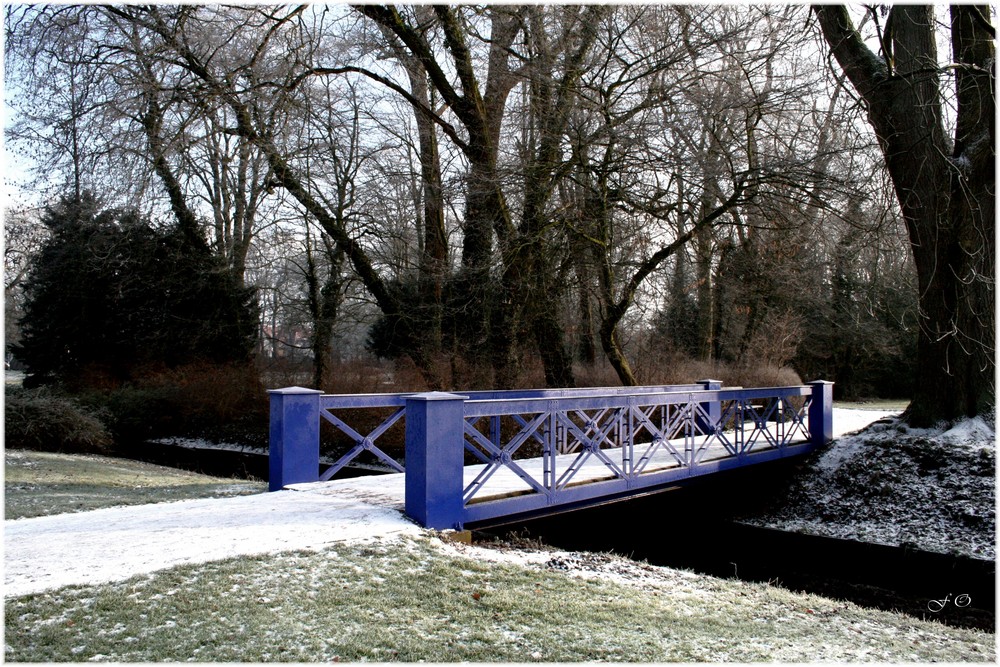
left=314, top=382, right=715, bottom=408
left=461, top=385, right=812, bottom=416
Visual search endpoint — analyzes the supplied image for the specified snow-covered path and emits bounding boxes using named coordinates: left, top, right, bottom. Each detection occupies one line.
left=5, top=408, right=896, bottom=597
left=4, top=485, right=421, bottom=597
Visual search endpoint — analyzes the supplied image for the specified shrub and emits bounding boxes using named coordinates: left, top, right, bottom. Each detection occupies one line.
left=77, top=362, right=267, bottom=444
left=5, top=389, right=113, bottom=454
left=723, top=364, right=803, bottom=389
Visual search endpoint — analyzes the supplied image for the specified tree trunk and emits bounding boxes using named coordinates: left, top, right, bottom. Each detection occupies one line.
left=694, top=219, right=715, bottom=361
left=574, top=251, right=597, bottom=365
left=600, top=316, right=639, bottom=386
left=389, top=14, right=448, bottom=356
left=814, top=5, right=995, bottom=425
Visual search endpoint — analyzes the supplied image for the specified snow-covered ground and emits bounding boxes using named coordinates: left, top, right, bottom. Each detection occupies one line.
left=744, top=412, right=996, bottom=561
left=5, top=408, right=992, bottom=598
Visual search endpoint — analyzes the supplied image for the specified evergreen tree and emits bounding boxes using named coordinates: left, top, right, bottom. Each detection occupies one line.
left=15, top=193, right=258, bottom=387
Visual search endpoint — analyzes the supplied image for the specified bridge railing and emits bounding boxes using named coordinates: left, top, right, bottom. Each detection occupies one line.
left=268, top=380, right=834, bottom=530
left=268, top=380, right=722, bottom=490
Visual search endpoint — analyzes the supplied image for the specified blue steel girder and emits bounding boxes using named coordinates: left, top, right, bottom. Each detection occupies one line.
left=319, top=406, right=406, bottom=480
left=462, top=413, right=550, bottom=505
left=734, top=394, right=811, bottom=453
left=663, top=401, right=692, bottom=442
left=783, top=395, right=813, bottom=443
left=463, top=416, right=496, bottom=464
left=743, top=397, right=782, bottom=451
left=700, top=399, right=742, bottom=457
left=554, top=408, right=626, bottom=490
left=511, top=413, right=548, bottom=449
left=690, top=401, right=720, bottom=464
left=561, top=408, right=617, bottom=454
left=630, top=402, right=688, bottom=471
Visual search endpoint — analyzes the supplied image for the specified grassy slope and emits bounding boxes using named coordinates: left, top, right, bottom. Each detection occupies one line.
left=5, top=537, right=994, bottom=663
left=3, top=449, right=994, bottom=662
left=5, top=449, right=265, bottom=520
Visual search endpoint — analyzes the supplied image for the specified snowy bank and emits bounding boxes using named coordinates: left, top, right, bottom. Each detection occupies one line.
left=744, top=414, right=996, bottom=560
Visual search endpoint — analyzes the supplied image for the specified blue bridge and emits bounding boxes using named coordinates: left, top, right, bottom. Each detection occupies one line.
left=268, top=380, right=833, bottom=530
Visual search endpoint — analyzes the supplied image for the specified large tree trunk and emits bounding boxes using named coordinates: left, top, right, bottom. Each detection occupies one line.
left=390, top=20, right=448, bottom=356
left=814, top=5, right=994, bottom=425
left=694, top=218, right=715, bottom=361
left=304, top=231, right=344, bottom=391
left=600, top=316, right=639, bottom=386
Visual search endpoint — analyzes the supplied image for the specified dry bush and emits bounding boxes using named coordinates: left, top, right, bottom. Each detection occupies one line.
left=256, top=357, right=312, bottom=390
left=515, top=354, right=549, bottom=390
left=743, top=310, right=804, bottom=369
left=74, top=362, right=267, bottom=444
left=632, top=350, right=720, bottom=386
left=322, top=358, right=400, bottom=394
left=573, top=360, right=623, bottom=388
left=5, top=389, right=113, bottom=454
left=133, top=361, right=265, bottom=422
left=611, top=346, right=804, bottom=391
left=723, top=364, right=803, bottom=389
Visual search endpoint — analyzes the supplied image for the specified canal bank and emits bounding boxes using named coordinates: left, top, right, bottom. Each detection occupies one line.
left=474, top=461, right=994, bottom=632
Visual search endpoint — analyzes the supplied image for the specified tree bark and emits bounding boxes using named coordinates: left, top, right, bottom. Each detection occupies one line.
left=385, top=17, right=448, bottom=355
left=813, top=5, right=995, bottom=425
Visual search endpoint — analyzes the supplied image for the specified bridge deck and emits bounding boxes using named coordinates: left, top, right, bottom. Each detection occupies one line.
left=288, top=424, right=810, bottom=527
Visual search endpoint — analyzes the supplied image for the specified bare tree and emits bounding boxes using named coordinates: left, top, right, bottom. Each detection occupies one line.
left=566, top=6, right=832, bottom=385
left=6, top=5, right=281, bottom=283
left=814, top=5, right=994, bottom=424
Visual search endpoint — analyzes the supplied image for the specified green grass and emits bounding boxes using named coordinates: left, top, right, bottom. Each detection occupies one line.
left=5, top=449, right=265, bottom=520
left=4, top=537, right=993, bottom=662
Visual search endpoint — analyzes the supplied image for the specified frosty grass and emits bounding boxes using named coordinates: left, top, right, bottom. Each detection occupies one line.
left=5, top=536, right=995, bottom=662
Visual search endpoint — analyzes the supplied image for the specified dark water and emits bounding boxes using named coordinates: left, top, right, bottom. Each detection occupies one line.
left=116, top=441, right=378, bottom=481
left=120, top=443, right=994, bottom=631
left=473, top=464, right=995, bottom=632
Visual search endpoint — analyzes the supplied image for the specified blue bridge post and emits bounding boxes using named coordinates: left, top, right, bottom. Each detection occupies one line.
left=268, top=387, right=323, bottom=491
left=808, top=380, right=834, bottom=446
left=404, top=392, right=468, bottom=530
left=696, top=379, right=723, bottom=434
